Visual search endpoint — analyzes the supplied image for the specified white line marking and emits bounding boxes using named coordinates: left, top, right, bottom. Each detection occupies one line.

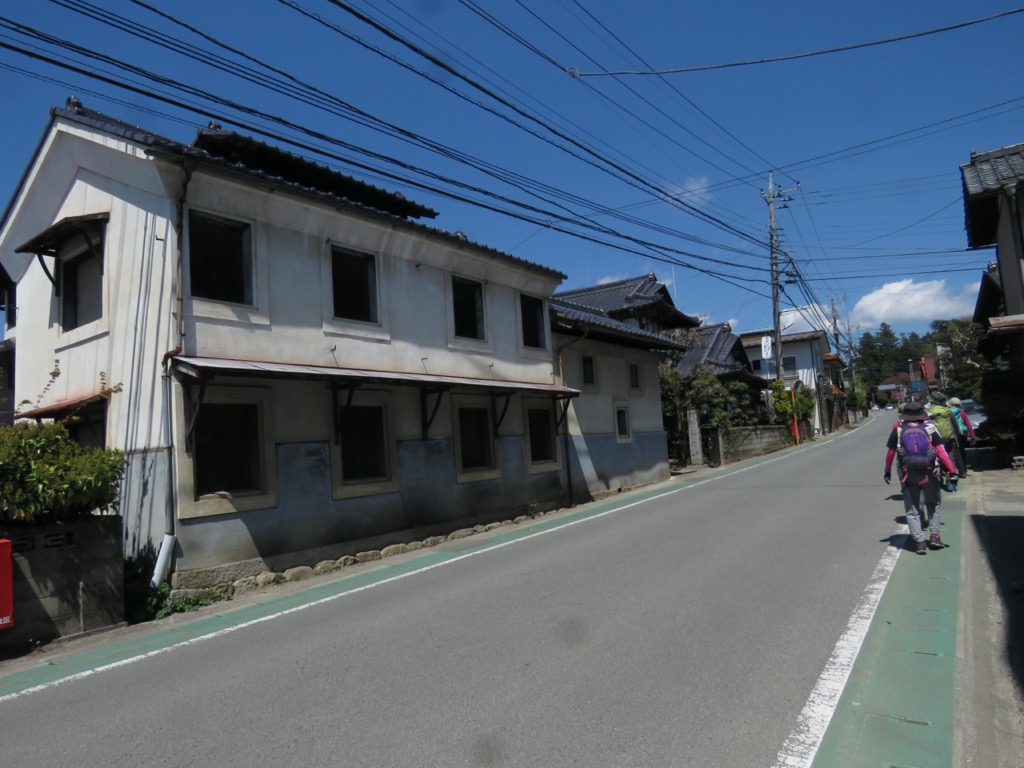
left=0, top=435, right=845, bottom=705
left=772, top=524, right=908, bottom=768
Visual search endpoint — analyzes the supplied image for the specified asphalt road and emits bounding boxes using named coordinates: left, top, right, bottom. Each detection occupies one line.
left=0, top=418, right=899, bottom=767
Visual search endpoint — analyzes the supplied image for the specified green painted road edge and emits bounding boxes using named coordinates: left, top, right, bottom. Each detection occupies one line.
left=0, top=432, right=838, bottom=699
left=812, top=498, right=964, bottom=768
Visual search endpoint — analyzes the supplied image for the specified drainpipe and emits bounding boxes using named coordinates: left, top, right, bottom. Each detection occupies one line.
left=150, top=159, right=193, bottom=588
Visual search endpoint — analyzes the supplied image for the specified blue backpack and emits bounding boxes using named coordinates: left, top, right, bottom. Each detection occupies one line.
left=899, top=422, right=934, bottom=477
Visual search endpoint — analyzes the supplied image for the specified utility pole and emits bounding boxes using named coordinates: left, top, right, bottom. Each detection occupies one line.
left=763, top=173, right=799, bottom=380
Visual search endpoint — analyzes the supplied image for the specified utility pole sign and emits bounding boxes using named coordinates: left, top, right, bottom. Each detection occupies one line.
left=762, top=173, right=800, bottom=380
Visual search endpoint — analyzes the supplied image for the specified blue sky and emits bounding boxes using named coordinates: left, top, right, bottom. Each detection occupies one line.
left=1, top=1, right=1021, bottom=348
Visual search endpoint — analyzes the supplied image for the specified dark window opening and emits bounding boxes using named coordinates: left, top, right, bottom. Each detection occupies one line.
left=189, top=211, right=253, bottom=305
left=194, top=402, right=262, bottom=498
left=332, top=249, right=378, bottom=323
left=582, top=356, right=596, bottom=385
left=520, top=294, right=545, bottom=349
left=65, top=401, right=107, bottom=449
left=629, top=364, right=641, bottom=389
left=783, top=356, right=797, bottom=377
left=527, top=407, right=556, bottom=463
left=616, top=407, right=630, bottom=439
left=338, top=405, right=388, bottom=482
left=61, top=250, right=103, bottom=331
left=452, top=277, right=484, bottom=339
left=458, top=406, right=494, bottom=470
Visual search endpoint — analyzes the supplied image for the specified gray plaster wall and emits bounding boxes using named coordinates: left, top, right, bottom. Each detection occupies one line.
left=568, top=430, right=671, bottom=499
left=173, top=437, right=568, bottom=574
left=119, top=447, right=173, bottom=558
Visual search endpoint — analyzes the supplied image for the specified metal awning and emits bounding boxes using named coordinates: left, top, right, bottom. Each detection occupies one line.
left=16, top=391, right=107, bottom=420
left=170, top=356, right=579, bottom=397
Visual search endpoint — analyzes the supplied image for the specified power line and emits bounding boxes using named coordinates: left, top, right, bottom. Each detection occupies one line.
left=569, top=7, right=1024, bottom=76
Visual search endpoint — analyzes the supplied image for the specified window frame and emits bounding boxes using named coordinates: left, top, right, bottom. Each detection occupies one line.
left=187, top=209, right=254, bottom=307
left=524, top=398, right=561, bottom=474
left=330, top=394, right=400, bottom=499
left=331, top=246, right=379, bottom=325
left=178, top=385, right=277, bottom=519
left=782, top=355, right=798, bottom=378
left=453, top=396, right=501, bottom=483
left=581, top=355, right=597, bottom=386
left=58, top=232, right=105, bottom=336
left=628, top=362, right=642, bottom=392
left=518, top=293, right=547, bottom=351
left=615, top=402, right=632, bottom=444
left=450, top=275, right=487, bottom=343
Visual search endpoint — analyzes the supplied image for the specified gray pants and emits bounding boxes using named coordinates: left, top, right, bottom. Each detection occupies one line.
left=903, top=474, right=941, bottom=542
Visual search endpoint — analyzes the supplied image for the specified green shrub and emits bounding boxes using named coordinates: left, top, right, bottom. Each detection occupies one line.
left=0, top=422, right=125, bottom=523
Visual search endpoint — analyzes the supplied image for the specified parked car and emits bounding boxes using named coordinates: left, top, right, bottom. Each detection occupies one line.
left=960, top=398, right=987, bottom=431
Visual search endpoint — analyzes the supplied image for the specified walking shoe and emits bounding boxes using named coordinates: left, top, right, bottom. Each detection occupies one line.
left=929, top=534, right=946, bottom=550
left=915, top=540, right=928, bottom=555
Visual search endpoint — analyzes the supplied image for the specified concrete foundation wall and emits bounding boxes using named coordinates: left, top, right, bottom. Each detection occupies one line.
left=726, top=425, right=792, bottom=461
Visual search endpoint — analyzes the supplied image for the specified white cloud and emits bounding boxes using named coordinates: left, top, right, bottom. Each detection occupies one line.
left=664, top=177, right=713, bottom=208
left=850, top=279, right=974, bottom=328
left=596, top=273, right=626, bottom=285
left=779, top=304, right=832, bottom=333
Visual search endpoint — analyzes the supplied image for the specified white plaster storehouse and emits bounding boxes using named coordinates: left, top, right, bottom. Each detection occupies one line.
left=0, top=101, right=581, bottom=586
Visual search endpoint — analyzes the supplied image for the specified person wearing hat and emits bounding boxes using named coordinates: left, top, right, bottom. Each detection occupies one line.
left=947, top=396, right=976, bottom=476
left=884, top=400, right=958, bottom=555
left=927, top=391, right=964, bottom=479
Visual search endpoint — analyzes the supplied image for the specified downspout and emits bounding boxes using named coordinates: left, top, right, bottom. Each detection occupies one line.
left=151, top=158, right=192, bottom=588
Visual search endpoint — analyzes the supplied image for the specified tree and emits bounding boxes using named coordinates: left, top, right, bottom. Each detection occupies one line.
left=929, top=318, right=984, bottom=400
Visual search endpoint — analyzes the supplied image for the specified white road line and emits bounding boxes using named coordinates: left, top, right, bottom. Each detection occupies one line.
left=772, top=524, right=908, bottom=768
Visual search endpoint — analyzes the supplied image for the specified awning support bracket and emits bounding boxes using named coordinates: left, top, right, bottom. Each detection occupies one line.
left=421, top=387, right=448, bottom=440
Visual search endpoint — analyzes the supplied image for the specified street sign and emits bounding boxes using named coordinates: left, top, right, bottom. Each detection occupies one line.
left=761, top=335, right=772, bottom=360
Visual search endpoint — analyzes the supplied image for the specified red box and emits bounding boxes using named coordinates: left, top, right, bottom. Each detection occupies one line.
left=0, top=538, right=13, bottom=629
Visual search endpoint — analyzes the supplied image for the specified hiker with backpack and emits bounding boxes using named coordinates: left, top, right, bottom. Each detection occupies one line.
left=947, top=396, right=976, bottom=475
left=883, top=400, right=959, bottom=555
left=926, top=391, right=964, bottom=480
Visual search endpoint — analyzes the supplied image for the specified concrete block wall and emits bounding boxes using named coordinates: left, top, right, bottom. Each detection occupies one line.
left=0, top=516, right=124, bottom=656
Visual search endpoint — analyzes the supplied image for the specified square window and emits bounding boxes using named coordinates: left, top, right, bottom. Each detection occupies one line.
left=337, top=404, right=388, bottom=482
left=582, top=356, right=596, bottom=385
left=188, top=211, right=253, bottom=305
left=458, top=406, right=494, bottom=470
left=520, top=294, right=546, bottom=349
left=452, top=276, right=485, bottom=340
left=527, top=407, right=556, bottom=463
left=332, top=248, right=378, bottom=323
left=194, top=402, right=262, bottom=498
left=629, top=363, right=641, bottom=390
left=61, top=249, right=103, bottom=331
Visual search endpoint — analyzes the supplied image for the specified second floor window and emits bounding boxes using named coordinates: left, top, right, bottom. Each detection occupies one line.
left=582, top=356, right=596, bottom=385
left=188, top=211, right=253, bottom=306
left=783, top=355, right=797, bottom=377
left=61, top=247, right=103, bottom=331
left=332, top=248, right=378, bottom=323
left=452, top=276, right=485, bottom=339
left=520, top=294, right=546, bottom=349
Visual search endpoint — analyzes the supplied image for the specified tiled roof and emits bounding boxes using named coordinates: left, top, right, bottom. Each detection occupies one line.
left=549, top=297, right=687, bottom=350
left=738, top=328, right=828, bottom=345
left=38, top=101, right=567, bottom=281
left=675, top=323, right=753, bottom=379
left=961, top=143, right=1024, bottom=196
left=553, top=273, right=699, bottom=328
left=961, top=142, right=1024, bottom=249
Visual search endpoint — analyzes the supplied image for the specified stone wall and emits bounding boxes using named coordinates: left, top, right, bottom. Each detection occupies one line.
left=0, top=516, right=124, bottom=656
left=726, top=425, right=793, bottom=462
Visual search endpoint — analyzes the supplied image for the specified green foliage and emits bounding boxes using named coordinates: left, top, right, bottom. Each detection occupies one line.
left=123, top=548, right=168, bottom=624
left=854, top=318, right=987, bottom=401
left=660, top=361, right=757, bottom=460
left=0, top=422, right=125, bottom=523
left=155, top=589, right=230, bottom=620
